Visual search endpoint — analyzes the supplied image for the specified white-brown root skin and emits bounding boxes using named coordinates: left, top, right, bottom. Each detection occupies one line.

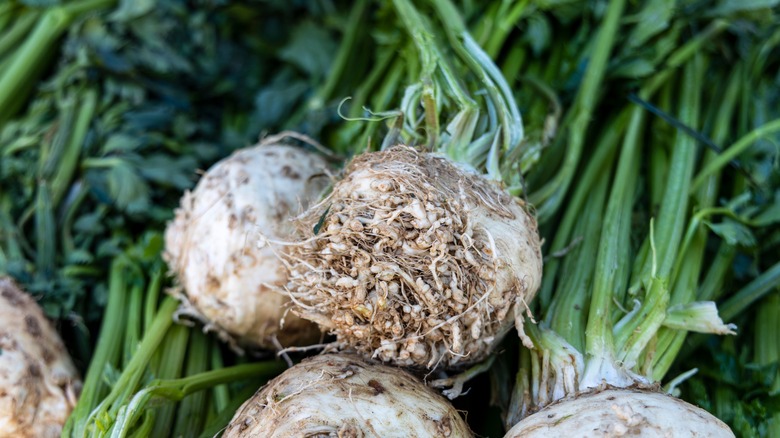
left=0, top=277, right=81, bottom=438
left=286, top=146, right=543, bottom=369
left=504, top=387, right=735, bottom=438
left=224, top=354, right=473, bottom=438
left=164, top=144, right=329, bottom=350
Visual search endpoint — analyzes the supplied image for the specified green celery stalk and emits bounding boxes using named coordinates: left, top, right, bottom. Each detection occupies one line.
left=0, top=0, right=115, bottom=126
left=536, top=114, right=626, bottom=309
left=697, top=243, right=737, bottom=302
left=626, top=55, right=701, bottom=293
left=51, top=87, right=98, bottom=208
left=755, top=293, right=780, bottom=436
left=127, top=413, right=154, bottom=438
left=719, top=262, right=780, bottom=322
left=530, top=0, right=626, bottom=222
left=34, top=182, right=56, bottom=277
left=209, top=351, right=230, bottom=417
left=352, top=61, right=405, bottom=154
left=309, top=0, right=367, bottom=111
left=344, top=42, right=398, bottom=122
left=112, top=362, right=285, bottom=438
left=143, top=269, right=163, bottom=334
left=0, top=11, right=39, bottom=60
left=584, top=104, right=645, bottom=368
left=0, top=196, right=24, bottom=271
left=64, top=260, right=129, bottom=437
left=123, top=283, right=143, bottom=367
left=690, top=118, right=780, bottom=191
left=649, top=66, right=742, bottom=377
left=171, top=331, right=211, bottom=437
left=199, top=383, right=263, bottom=438
left=629, top=57, right=704, bottom=377
left=0, top=2, right=17, bottom=31
left=148, top=324, right=190, bottom=437
left=483, top=0, right=530, bottom=58
left=80, top=297, right=179, bottom=437
left=548, top=155, right=613, bottom=350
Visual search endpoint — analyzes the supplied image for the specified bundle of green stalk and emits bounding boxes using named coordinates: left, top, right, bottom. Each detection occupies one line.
left=503, top=46, right=776, bottom=436
left=270, top=0, right=779, bottom=435
left=464, top=2, right=779, bottom=436
left=63, top=234, right=286, bottom=438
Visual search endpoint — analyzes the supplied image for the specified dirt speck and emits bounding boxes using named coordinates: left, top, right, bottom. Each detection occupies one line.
left=28, top=363, right=41, bottom=377
left=338, top=424, right=361, bottom=438
left=25, top=315, right=42, bottom=337
left=340, top=364, right=359, bottom=374
left=436, top=416, right=453, bottom=436
left=368, top=379, right=385, bottom=395
left=207, top=275, right=221, bottom=289
left=42, top=348, right=55, bottom=364
left=281, top=165, right=301, bottom=180
left=1, top=285, right=24, bottom=306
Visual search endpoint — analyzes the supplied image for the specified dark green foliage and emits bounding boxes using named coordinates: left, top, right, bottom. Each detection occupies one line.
left=0, top=0, right=342, bottom=364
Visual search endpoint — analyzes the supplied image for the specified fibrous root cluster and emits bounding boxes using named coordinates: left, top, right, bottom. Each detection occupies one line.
left=285, top=146, right=542, bottom=369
